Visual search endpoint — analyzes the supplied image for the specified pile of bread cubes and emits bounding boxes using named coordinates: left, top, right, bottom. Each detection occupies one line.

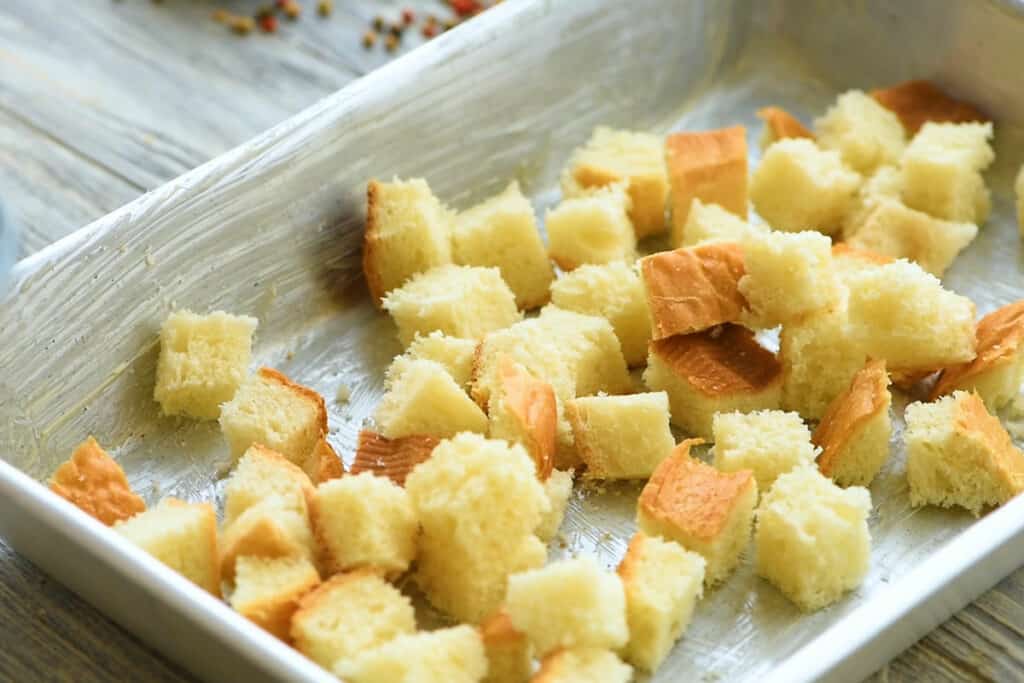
left=47, top=80, right=1024, bottom=683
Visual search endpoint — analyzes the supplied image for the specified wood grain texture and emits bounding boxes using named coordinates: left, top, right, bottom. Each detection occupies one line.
left=0, top=1, right=1020, bottom=682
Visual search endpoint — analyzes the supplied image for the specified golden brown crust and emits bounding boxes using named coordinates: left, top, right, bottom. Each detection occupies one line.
left=469, top=339, right=489, bottom=408
left=641, top=243, right=748, bottom=340
left=930, top=300, right=1024, bottom=401
left=256, top=367, right=329, bottom=438
left=304, top=438, right=344, bottom=485
left=665, top=126, right=748, bottom=229
left=831, top=243, right=895, bottom=266
left=954, top=392, right=1024, bottom=496
left=236, top=561, right=321, bottom=642
left=532, top=649, right=572, bottom=682
left=615, top=532, right=648, bottom=585
left=814, top=359, right=891, bottom=477
left=350, top=430, right=440, bottom=486
left=363, top=179, right=387, bottom=308
left=870, top=80, right=989, bottom=135
left=246, top=442, right=318, bottom=515
left=219, top=511, right=308, bottom=583
left=49, top=437, right=146, bottom=526
left=756, top=107, right=814, bottom=141
left=290, top=569, right=386, bottom=644
left=479, top=609, right=527, bottom=650
left=497, top=357, right=556, bottom=481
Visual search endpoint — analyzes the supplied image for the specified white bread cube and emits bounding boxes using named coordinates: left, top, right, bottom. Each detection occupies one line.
left=401, top=331, right=478, bottom=390
left=675, top=198, right=768, bottom=249
left=364, top=178, right=453, bottom=307
left=533, top=648, right=633, bottom=683
left=562, top=126, right=668, bottom=238
left=480, top=611, right=532, bottom=683
left=756, top=106, right=814, bottom=150
left=488, top=358, right=557, bottom=480
left=114, top=498, right=220, bottom=596
left=842, top=165, right=905, bottom=239
left=546, top=184, right=637, bottom=271
left=665, top=126, right=748, bottom=237
left=567, top=392, right=675, bottom=480
left=230, top=556, right=320, bottom=642
left=754, top=466, right=872, bottom=611
left=750, top=138, right=860, bottom=234
left=375, top=359, right=488, bottom=439
left=351, top=430, right=440, bottom=487
left=536, top=468, right=574, bottom=543
left=901, top=121, right=994, bottom=223
left=814, top=90, right=906, bottom=174
left=550, top=262, right=651, bottom=367
left=871, top=80, right=989, bottom=135
left=223, top=444, right=315, bottom=526
left=383, top=264, right=522, bottom=346
left=334, top=625, right=487, bottom=683
left=905, top=391, right=1024, bottom=515
left=49, top=437, right=145, bottom=526
left=220, top=367, right=327, bottom=465
left=505, top=556, right=628, bottom=656
left=617, top=532, right=705, bottom=672
left=219, top=495, right=318, bottom=581
left=1017, top=164, right=1024, bottom=235
left=153, top=310, right=257, bottom=420
left=454, top=182, right=554, bottom=310
left=291, top=570, right=416, bottom=669
left=712, top=410, right=818, bottom=493
left=311, top=472, right=417, bottom=576
left=406, top=433, right=550, bottom=623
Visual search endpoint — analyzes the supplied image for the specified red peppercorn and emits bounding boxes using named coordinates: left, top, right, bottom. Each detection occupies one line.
left=401, top=8, right=415, bottom=25
left=450, top=0, right=481, bottom=17
left=422, top=23, right=438, bottom=38
left=274, top=0, right=288, bottom=7
left=259, top=14, right=278, bottom=32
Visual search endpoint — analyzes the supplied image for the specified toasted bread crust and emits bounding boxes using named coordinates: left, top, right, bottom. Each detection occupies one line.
left=219, top=512, right=308, bottom=582
left=304, top=438, right=344, bottom=485
left=665, top=127, right=749, bottom=229
left=498, top=357, right=556, bottom=480
left=870, top=80, right=988, bottom=135
left=615, top=532, right=648, bottom=585
left=49, top=437, right=146, bottom=526
left=831, top=243, right=894, bottom=265
left=955, top=392, right=1024, bottom=495
left=931, top=301, right=1024, bottom=401
left=244, top=442, right=318, bottom=515
left=480, top=609, right=527, bottom=649
left=235, top=559, right=321, bottom=642
left=756, top=107, right=814, bottom=141
left=363, top=179, right=387, bottom=308
left=814, top=359, right=891, bottom=476
left=256, top=367, right=329, bottom=437
left=351, top=430, right=440, bottom=486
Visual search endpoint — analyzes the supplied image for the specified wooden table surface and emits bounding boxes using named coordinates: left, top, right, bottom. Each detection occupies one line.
left=0, top=1, right=1021, bottom=681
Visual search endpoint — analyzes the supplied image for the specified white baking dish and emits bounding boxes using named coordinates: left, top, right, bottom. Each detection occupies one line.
left=1, top=0, right=1023, bottom=681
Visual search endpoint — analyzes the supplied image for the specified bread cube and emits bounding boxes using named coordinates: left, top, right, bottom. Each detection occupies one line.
left=375, top=359, right=488, bottom=439
left=383, top=264, right=522, bottom=346
left=49, top=437, right=145, bottom=526
left=219, top=495, right=318, bottom=581
left=900, top=121, right=994, bottom=223
left=301, top=437, right=343, bottom=485
left=643, top=325, right=783, bottom=439
left=637, top=439, right=757, bottom=585
left=871, top=80, right=989, bottom=135
left=401, top=331, right=478, bottom=390
left=674, top=198, right=768, bottom=250
left=756, top=106, right=813, bottom=150
left=505, top=556, right=628, bottom=656
left=739, top=230, right=843, bottom=328
left=931, top=301, right=1024, bottom=410
left=223, top=444, right=315, bottom=526
left=1017, top=164, right=1024, bottom=235
left=844, top=260, right=976, bottom=372
left=480, top=611, right=532, bottom=683
left=291, top=570, right=415, bottom=669
left=562, top=126, right=669, bottom=238
left=841, top=165, right=905, bottom=239
left=617, top=532, right=705, bottom=672
left=406, top=433, right=550, bottom=622
left=454, top=182, right=554, bottom=310
left=814, top=359, right=892, bottom=487
left=114, top=498, right=220, bottom=596
left=665, top=126, right=748, bottom=238
left=153, top=310, right=258, bottom=420
left=831, top=243, right=894, bottom=278
left=536, top=468, right=574, bottom=543
left=533, top=648, right=633, bottom=683
left=905, top=391, right=1024, bottom=515
left=230, top=556, right=320, bottom=642
left=351, top=430, right=440, bottom=486
left=814, top=90, right=906, bottom=174
left=312, top=472, right=417, bottom=576
left=488, top=357, right=557, bottom=480
left=750, top=138, right=860, bottom=234
left=549, top=262, right=651, bottom=367
left=335, top=625, right=487, bottom=683
left=712, top=410, right=818, bottom=493
left=546, top=184, right=637, bottom=271
left=220, top=367, right=327, bottom=465
left=567, top=392, right=675, bottom=480
left=641, top=242, right=748, bottom=339
left=754, top=466, right=872, bottom=611
left=364, top=178, right=453, bottom=307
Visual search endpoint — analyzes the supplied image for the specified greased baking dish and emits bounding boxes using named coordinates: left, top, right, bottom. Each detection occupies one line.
left=2, top=0, right=1024, bottom=681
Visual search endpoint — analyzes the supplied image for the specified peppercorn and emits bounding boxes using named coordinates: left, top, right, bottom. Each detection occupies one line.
left=389, top=24, right=404, bottom=39
left=385, top=33, right=400, bottom=52
left=372, top=16, right=385, bottom=31
left=317, top=0, right=333, bottom=17
left=259, top=14, right=278, bottom=32
left=281, top=1, right=300, bottom=19
left=362, top=30, right=377, bottom=48
left=230, top=15, right=255, bottom=35
left=402, top=8, right=415, bottom=25
left=422, top=23, right=438, bottom=38
left=450, top=0, right=481, bottom=17
left=443, top=18, right=459, bottom=31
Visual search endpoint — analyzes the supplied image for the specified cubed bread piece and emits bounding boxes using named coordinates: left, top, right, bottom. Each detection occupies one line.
left=406, top=433, right=550, bottom=622
left=506, top=556, right=628, bottom=656
left=674, top=198, right=768, bottom=250
left=334, top=625, right=487, bottom=683
left=533, top=648, right=633, bottom=683
left=739, top=230, right=843, bottom=328
left=754, top=466, right=872, bottom=611
left=637, top=439, right=757, bottom=585
left=291, top=570, right=415, bottom=669
left=845, top=260, right=977, bottom=372
left=562, top=126, right=669, bottom=238
left=567, top=392, right=675, bottom=480
left=546, top=184, right=637, bottom=271
left=481, top=611, right=532, bottom=683
left=931, top=300, right=1024, bottom=410
left=220, top=367, right=327, bottom=465
left=750, top=138, right=861, bottom=234
left=756, top=106, right=813, bottom=150
left=375, top=359, right=488, bottom=439
left=454, top=182, right=554, bottom=309
left=49, top=437, right=145, bottom=526
left=219, top=496, right=318, bottom=581
left=900, top=121, right=994, bottom=223
left=665, top=126, right=748, bottom=238
left=312, top=472, right=417, bottom=576
left=351, top=430, right=440, bottom=486
left=814, top=90, right=906, bottom=175
left=114, top=498, right=220, bottom=596
left=831, top=243, right=894, bottom=278
left=712, top=410, right=818, bottom=493
left=617, top=532, right=705, bottom=672
left=871, top=80, right=989, bottom=135
left=1017, top=165, right=1024, bottom=235
left=841, top=165, right=905, bottom=239
left=643, top=325, right=783, bottom=439
left=383, top=264, right=522, bottom=346
left=814, top=359, right=892, bottom=487
left=536, top=468, right=574, bottom=543
left=488, top=357, right=557, bottom=480
left=846, top=199, right=977, bottom=276
left=364, top=178, right=453, bottom=307
left=905, top=391, right=1024, bottom=515
left=641, top=242, right=747, bottom=339
left=230, top=556, right=320, bottom=642
left=153, top=310, right=258, bottom=420
left=549, top=262, right=651, bottom=367
left=301, top=437, right=344, bottom=485
left=223, top=444, right=315, bottom=526
left=401, top=331, right=478, bottom=390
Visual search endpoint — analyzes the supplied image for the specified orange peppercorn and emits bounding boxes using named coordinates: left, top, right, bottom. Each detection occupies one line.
left=259, top=14, right=278, bottom=32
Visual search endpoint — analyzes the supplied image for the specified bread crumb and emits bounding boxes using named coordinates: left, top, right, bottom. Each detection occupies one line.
left=335, top=383, right=351, bottom=403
